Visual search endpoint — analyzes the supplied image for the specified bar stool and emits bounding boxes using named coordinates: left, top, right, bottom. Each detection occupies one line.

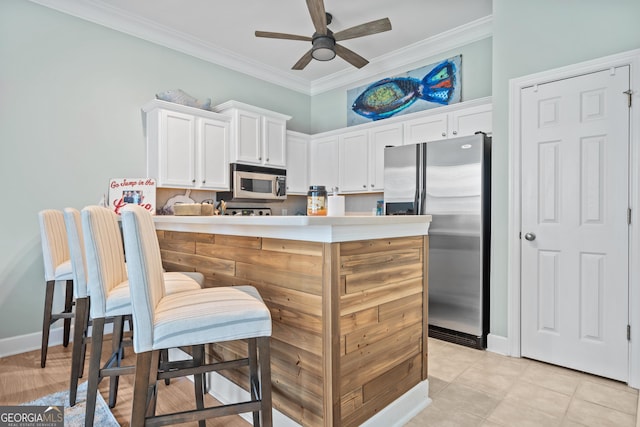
left=80, top=205, right=205, bottom=426
left=38, top=209, right=74, bottom=368
left=63, top=208, right=92, bottom=406
left=121, top=204, right=273, bottom=426
left=64, top=207, right=207, bottom=407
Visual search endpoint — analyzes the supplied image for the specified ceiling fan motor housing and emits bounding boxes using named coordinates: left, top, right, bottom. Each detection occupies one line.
left=312, top=29, right=336, bottom=61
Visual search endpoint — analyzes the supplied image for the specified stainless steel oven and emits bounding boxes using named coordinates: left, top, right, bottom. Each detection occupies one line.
left=219, top=163, right=287, bottom=202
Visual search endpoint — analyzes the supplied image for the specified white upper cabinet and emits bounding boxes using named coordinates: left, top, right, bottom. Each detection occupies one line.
left=309, top=135, right=339, bottom=191
left=214, top=100, right=291, bottom=168
left=197, top=118, right=230, bottom=189
left=338, top=124, right=403, bottom=194
left=263, top=116, right=287, bottom=167
left=403, top=113, right=449, bottom=144
left=450, top=103, right=492, bottom=137
left=310, top=98, right=491, bottom=194
left=339, top=130, right=369, bottom=193
left=403, top=101, right=492, bottom=144
left=369, top=123, right=403, bottom=191
left=286, top=131, right=310, bottom=195
left=143, top=100, right=231, bottom=190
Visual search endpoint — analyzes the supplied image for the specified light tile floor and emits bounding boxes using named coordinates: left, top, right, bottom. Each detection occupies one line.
left=406, top=338, right=639, bottom=427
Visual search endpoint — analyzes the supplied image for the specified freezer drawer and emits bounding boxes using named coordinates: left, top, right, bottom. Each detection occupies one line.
left=428, top=233, right=483, bottom=336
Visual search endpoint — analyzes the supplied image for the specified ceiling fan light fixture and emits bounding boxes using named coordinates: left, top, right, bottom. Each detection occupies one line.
left=311, top=35, right=336, bottom=61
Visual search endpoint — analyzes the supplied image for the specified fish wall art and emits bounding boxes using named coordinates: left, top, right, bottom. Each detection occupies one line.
left=347, top=55, right=461, bottom=126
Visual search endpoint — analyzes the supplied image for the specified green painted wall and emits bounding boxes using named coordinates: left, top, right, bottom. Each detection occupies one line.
left=0, top=0, right=309, bottom=342
left=4, top=0, right=640, bottom=349
left=490, top=0, right=640, bottom=338
left=310, top=37, right=493, bottom=134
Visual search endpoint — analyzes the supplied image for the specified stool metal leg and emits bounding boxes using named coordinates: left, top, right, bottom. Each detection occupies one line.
left=258, top=336, right=272, bottom=427
left=249, top=338, right=260, bottom=426
left=130, top=351, right=157, bottom=426
left=85, top=317, right=105, bottom=427
left=40, top=280, right=55, bottom=368
left=69, top=296, right=89, bottom=406
left=62, top=279, right=73, bottom=347
left=108, top=315, right=125, bottom=407
left=193, top=345, right=206, bottom=427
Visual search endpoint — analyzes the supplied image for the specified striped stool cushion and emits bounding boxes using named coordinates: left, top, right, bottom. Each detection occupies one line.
left=152, top=285, right=272, bottom=350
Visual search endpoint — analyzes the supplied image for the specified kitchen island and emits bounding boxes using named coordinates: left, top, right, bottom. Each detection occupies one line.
left=154, top=215, right=432, bottom=427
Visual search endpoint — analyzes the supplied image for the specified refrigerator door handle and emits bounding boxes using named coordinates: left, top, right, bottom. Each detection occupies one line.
left=419, top=143, right=427, bottom=215
left=414, top=144, right=421, bottom=215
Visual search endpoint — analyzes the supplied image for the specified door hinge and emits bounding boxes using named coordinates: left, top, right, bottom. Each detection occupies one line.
left=627, top=324, right=631, bottom=341
left=629, top=208, right=632, bottom=225
left=623, top=89, right=633, bottom=108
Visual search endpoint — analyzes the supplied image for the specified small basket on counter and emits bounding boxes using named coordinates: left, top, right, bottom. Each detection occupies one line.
left=173, top=203, right=215, bottom=216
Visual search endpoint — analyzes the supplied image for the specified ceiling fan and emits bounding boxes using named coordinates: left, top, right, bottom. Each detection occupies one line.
left=255, top=0, right=392, bottom=70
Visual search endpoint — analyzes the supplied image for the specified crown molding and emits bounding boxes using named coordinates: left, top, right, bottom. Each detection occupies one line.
left=28, top=0, right=492, bottom=96
left=310, top=16, right=493, bottom=95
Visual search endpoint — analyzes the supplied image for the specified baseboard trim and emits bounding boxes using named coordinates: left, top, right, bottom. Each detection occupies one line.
left=486, top=333, right=509, bottom=355
left=169, top=348, right=431, bottom=426
left=0, top=323, right=115, bottom=359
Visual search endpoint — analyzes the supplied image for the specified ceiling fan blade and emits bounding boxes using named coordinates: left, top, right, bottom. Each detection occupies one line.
left=255, top=31, right=312, bottom=42
left=306, top=0, right=327, bottom=35
left=334, top=17, right=392, bottom=41
left=292, top=50, right=314, bottom=70
left=335, top=44, right=369, bottom=69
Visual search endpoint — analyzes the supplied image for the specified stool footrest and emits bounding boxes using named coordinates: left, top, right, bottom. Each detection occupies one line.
left=158, top=357, right=250, bottom=381
left=145, top=400, right=262, bottom=427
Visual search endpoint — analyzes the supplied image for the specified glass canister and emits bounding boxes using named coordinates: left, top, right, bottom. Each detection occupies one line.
left=307, top=185, right=327, bottom=216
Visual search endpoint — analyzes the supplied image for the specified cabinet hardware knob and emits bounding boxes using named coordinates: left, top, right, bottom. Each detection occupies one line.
left=192, top=179, right=196, bottom=183
left=441, top=132, right=446, bottom=137
left=362, top=184, right=367, bottom=188
left=266, top=158, right=269, bottom=162
left=202, top=180, right=205, bottom=184
left=453, top=130, right=458, bottom=135
left=259, top=157, right=262, bottom=161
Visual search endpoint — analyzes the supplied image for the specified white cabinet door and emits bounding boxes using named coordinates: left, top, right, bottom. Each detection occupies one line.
left=214, top=101, right=291, bottom=167
left=450, top=103, right=492, bottom=137
left=234, top=109, right=262, bottom=165
left=339, top=130, right=369, bottom=193
left=369, top=123, right=403, bottom=191
left=159, top=109, right=196, bottom=187
left=197, top=118, right=229, bottom=190
left=306, top=101, right=491, bottom=195
left=309, top=136, right=338, bottom=191
left=144, top=100, right=231, bottom=190
left=403, top=113, right=448, bottom=144
left=286, top=132, right=309, bottom=195
left=263, top=116, right=287, bottom=167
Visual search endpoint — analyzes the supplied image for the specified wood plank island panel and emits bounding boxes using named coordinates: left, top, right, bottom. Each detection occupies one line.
left=156, top=229, right=429, bottom=427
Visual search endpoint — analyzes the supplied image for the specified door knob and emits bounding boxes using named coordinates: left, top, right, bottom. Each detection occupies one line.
left=524, top=232, right=536, bottom=241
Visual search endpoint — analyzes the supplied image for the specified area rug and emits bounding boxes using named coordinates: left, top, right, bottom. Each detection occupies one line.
left=21, top=381, right=120, bottom=426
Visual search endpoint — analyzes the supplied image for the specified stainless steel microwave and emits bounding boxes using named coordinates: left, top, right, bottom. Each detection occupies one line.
left=219, top=164, right=287, bottom=202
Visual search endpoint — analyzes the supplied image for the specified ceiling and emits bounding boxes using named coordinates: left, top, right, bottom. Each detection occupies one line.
left=31, top=0, right=493, bottom=94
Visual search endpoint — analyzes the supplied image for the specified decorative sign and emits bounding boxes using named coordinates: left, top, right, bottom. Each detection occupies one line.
left=347, top=55, right=462, bottom=126
left=108, top=178, right=156, bottom=215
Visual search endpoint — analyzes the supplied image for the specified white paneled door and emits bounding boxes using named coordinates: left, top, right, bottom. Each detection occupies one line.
left=520, top=66, right=630, bottom=381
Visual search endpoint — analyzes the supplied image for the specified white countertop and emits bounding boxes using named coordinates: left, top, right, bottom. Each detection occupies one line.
left=153, top=215, right=432, bottom=243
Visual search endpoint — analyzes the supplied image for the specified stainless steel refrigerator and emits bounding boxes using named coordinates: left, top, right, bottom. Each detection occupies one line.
left=384, top=133, right=490, bottom=349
